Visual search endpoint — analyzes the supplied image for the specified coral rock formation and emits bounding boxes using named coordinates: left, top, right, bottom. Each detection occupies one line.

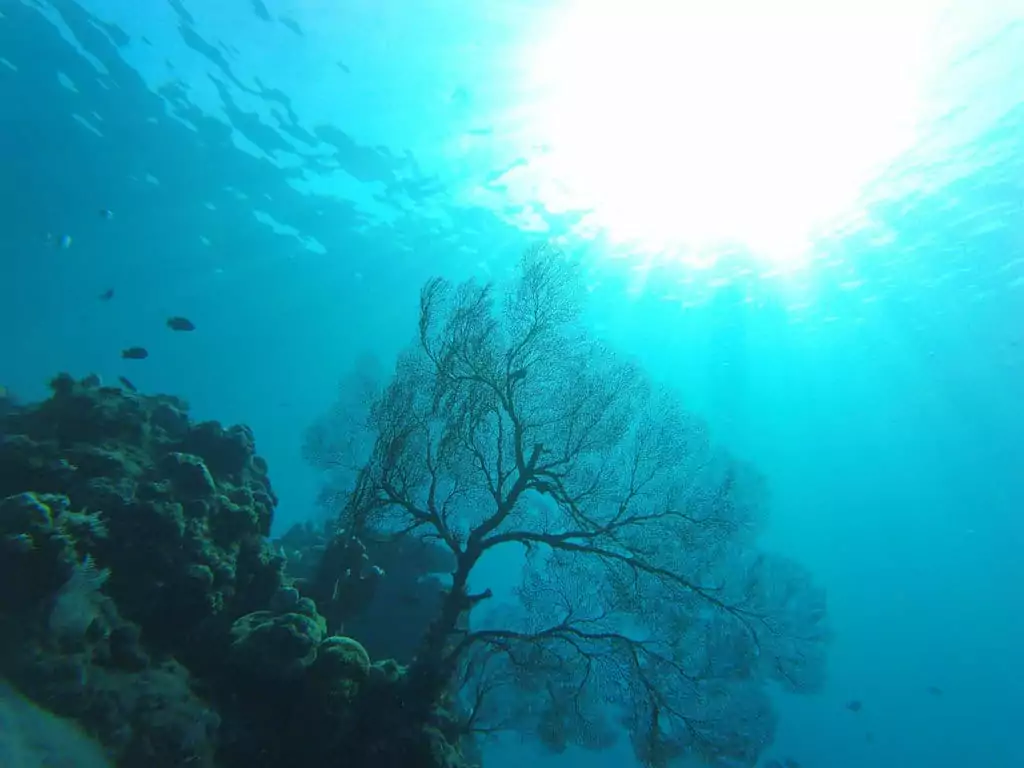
left=0, top=374, right=469, bottom=768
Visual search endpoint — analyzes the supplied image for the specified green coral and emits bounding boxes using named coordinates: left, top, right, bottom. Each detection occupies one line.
left=313, top=635, right=372, bottom=701
left=229, top=609, right=327, bottom=681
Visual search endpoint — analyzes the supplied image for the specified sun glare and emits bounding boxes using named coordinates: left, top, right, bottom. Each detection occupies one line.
left=513, top=0, right=943, bottom=269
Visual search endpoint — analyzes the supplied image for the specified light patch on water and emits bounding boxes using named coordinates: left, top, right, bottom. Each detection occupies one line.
left=290, top=170, right=400, bottom=225
left=157, top=94, right=200, bottom=133
left=231, top=127, right=271, bottom=162
left=57, top=71, right=78, bottom=92
left=251, top=210, right=327, bottom=254
left=0, top=58, right=17, bottom=72
left=71, top=113, right=103, bottom=137
left=28, top=0, right=109, bottom=75
left=505, top=0, right=949, bottom=272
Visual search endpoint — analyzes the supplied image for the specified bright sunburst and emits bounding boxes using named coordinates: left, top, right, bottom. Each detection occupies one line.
left=511, top=0, right=944, bottom=269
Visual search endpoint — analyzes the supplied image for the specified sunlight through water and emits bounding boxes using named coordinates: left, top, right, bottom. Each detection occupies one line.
left=511, top=0, right=951, bottom=271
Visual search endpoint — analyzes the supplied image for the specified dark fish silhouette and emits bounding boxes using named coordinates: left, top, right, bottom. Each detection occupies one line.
left=927, top=685, right=944, bottom=697
left=121, top=347, right=149, bottom=360
left=118, top=376, right=137, bottom=392
left=846, top=699, right=863, bottom=712
left=166, top=316, right=195, bottom=331
left=99, top=208, right=114, bottom=219
left=98, top=288, right=114, bottom=301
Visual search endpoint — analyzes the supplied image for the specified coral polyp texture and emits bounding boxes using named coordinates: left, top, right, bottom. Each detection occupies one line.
left=0, top=374, right=468, bottom=768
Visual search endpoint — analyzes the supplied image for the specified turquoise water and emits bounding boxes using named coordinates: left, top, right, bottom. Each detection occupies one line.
left=1, top=1, right=1022, bottom=767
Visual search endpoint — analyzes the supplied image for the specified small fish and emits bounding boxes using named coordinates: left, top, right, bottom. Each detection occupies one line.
left=99, top=208, right=114, bottom=219
left=166, top=316, right=195, bottom=331
left=926, top=685, right=944, bottom=697
left=121, top=346, right=149, bottom=360
left=846, top=699, right=863, bottom=713
left=118, top=376, right=137, bottom=392
left=59, top=234, right=73, bottom=249
left=98, top=288, right=114, bottom=301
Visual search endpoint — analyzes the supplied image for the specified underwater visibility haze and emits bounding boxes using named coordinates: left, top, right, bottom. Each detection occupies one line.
left=0, top=0, right=1022, bottom=767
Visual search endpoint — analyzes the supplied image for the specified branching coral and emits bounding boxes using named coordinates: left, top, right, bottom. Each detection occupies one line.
left=308, top=245, right=830, bottom=767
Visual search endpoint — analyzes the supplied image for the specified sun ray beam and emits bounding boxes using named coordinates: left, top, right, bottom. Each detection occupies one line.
left=510, top=0, right=946, bottom=272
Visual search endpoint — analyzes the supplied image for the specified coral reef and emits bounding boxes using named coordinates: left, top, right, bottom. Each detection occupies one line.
left=0, top=374, right=471, bottom=768
left=274, top=520, right=452, bottom=663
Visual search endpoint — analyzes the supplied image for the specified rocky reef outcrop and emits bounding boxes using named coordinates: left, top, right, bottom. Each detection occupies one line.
left=274, top=519, right=453, bottom=664
left=0, top=374, right=474, bottom=768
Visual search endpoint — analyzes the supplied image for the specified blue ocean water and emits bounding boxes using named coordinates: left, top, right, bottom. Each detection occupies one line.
left=1, top=1, right=1022, bottom=767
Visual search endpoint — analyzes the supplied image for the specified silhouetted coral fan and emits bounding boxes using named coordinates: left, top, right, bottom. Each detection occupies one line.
left=0, top=374, right=471, bottom=768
